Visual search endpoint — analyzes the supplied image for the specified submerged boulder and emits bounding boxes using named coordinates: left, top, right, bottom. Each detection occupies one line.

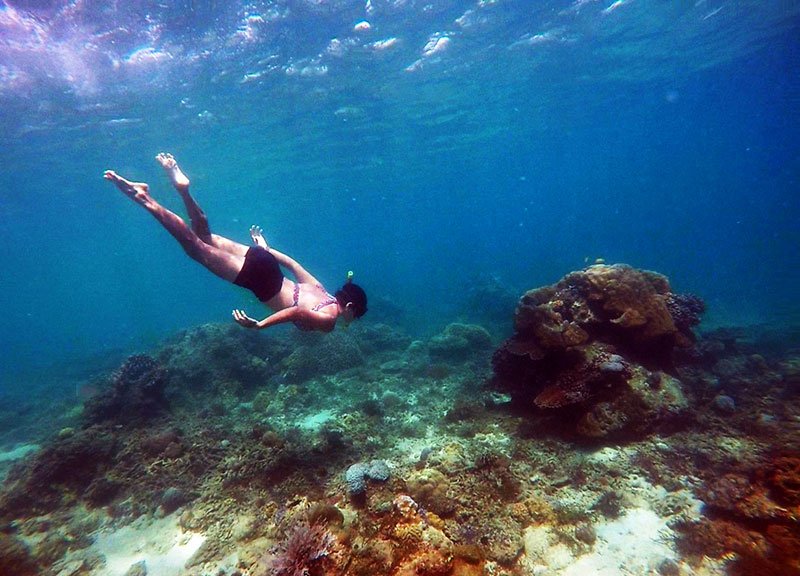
left=492, top=264, right=703, bottom=442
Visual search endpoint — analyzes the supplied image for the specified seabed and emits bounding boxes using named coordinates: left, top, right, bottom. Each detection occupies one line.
left=1, top=264, right=798, bottom=576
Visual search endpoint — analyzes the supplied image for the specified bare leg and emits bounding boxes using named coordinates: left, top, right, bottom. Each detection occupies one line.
left=103, top=170, right=243, bottom=282
left=155, top=152, right=249, bottom=258
left=156, top=152, right=210, bottom=240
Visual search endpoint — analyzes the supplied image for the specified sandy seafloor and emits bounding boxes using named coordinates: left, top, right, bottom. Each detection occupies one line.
left=0, top=264, right=799, bottom=576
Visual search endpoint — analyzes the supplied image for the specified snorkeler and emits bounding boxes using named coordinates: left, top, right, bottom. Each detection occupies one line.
left=103, top=153, right=367, bottom=332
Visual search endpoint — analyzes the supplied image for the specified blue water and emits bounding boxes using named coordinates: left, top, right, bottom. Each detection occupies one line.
left=1, top=0, right=798, bottom=391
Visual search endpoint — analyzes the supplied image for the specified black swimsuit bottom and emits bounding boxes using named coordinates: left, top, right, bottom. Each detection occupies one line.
left=233, top=246, right=284, bottom=302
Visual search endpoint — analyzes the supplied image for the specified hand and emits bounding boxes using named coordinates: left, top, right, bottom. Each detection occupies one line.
left=232, top=309, right=258, bottom=328
left=249, top=225, right=269, bottom=249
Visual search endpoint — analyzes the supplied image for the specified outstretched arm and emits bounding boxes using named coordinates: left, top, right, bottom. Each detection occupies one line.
left=232, top=307, right=335, bottom=332
left=269, top=248, right=320, bottom=285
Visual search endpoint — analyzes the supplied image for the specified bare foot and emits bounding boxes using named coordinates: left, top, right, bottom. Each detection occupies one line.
left=103, top=170, right=151, bottom=204
left=250, top=225, right=269, bottom=249
left=156, top=152, right=190, bottom=191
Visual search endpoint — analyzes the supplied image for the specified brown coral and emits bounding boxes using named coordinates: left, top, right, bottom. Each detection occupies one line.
left=676, top=517, right=768, bottom=560
left=532, top=347, right=625, bottom=409
left=765, top=455, right=800, bottom=506
left=511, top=264, right=697, bottom=350
left=492, top=264, right=699, bottom=441
left=348, top=537, right=394, bottom=576
left=394, top=494, right=420, bottom=520
left=395, top=548, right=453, bottom=576
left=766, top=524, right=800, bottom=563
left=533, top=378, right=590, bottom=409
left=394, top=522, right=424, bottom=545
left=406, top=469, right=454, bottom=516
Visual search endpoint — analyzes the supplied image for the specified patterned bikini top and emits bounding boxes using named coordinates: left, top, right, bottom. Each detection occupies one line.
left=292, top=284, right=339, bottom=312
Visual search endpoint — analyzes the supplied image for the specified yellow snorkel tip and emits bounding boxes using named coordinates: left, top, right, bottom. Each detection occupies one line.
left=346, top=270, right=354, bottom=283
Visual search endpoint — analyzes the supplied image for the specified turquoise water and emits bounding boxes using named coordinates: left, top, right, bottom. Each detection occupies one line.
left=1, top=0, right=798, bottom=390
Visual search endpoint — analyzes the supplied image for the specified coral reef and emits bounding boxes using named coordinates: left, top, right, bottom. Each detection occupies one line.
left=389, top=494, right=456, bottom=576
left=511, top=263, right=701, bottom=352
left=405, top=468, right=455, bottom=517
left=355, top=323, right=413, bottom=356
left=0, top=291, right=797, bottom=576
left=83, top=354, right=167, bottom=426
left=0, top=427, right=118, bottom=516
left=668, top=349, right=800, bottom=576
left=158, top=324, right=285, bottom=399
left=492, top=264, right=701, bottom=441
left=428, top=323, right=494, bottom=363
left=281, top=331, right=365, bottom=383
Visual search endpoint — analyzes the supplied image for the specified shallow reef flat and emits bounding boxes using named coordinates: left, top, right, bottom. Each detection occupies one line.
left=0, top=264, right=799, bottom=576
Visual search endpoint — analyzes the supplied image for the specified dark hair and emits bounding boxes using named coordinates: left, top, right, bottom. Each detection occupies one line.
left=335, top=282, right=367, bottom=318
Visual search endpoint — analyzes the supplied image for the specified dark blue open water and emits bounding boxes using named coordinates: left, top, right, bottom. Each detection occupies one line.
left=1, top=0, right=798, bottom=392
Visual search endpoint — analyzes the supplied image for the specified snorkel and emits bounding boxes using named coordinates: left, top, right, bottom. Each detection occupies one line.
left=341, top=270, right=355, bottom=328
left=335, top=270, right=367, bottom=325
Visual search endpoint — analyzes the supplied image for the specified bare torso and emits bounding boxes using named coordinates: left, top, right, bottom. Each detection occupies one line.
left=266, top=279, right=339, bottom=332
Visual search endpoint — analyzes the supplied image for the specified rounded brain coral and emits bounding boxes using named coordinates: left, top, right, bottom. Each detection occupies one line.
left=345, top=463, right=369, bottom=495
left=366, top=459, right=391, bottom=482
left=406, top=469, right=453, bottom=516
